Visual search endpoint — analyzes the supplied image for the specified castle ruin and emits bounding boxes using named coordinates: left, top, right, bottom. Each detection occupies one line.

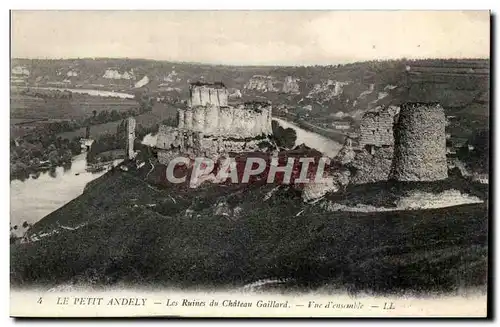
left=389, top=102, right=448, bottom=181
left=188, top=82, right=229, bottom=107
left=359, top=105, right=400, bottom=154
left=349, top=102, right=449, bottom=184
left=156, top=82, right=273, bottom=164
left=126, top=117, right=136, bottom=160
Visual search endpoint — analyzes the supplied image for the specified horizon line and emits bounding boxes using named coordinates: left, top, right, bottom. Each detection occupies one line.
left=10, top=56, right=491, bottom=68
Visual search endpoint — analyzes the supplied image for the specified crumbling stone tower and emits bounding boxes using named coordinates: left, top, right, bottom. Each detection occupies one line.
left=156, top=81, right=273, bottom=165
left=389, top=102, right=448, bottom=181
left=188, top=82, right=228, bottom=107
left=126, top=117, right=136, bottom=160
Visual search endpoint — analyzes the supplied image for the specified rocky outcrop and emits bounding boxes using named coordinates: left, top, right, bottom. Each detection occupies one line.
left=333, top=138, right=355, bottom=165
left=357, top=83, right=375, bottom=100
left=163, top=70, right=180, bottom=83
left=302, top=177, right=338, bottom=202
left=282, top=76, right=300, bottom=94
left=134, top=76, right=150, bottom=88
left=229, top=88, right=242, bottom=99
left=244, top=75, right=279, bottom=92
left=306, top=80, right=351, bottom=103
left=102, top=69, right=134, bottom=80
left=11, top=66, right=30, bottom=76
left=301, top=167, right=351, bottom=203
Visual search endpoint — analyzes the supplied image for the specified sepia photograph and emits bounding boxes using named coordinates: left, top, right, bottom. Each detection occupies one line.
left=8, top=10, right=490, bottom=318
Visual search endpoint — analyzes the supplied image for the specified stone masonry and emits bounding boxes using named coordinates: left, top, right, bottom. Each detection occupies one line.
left=359, top=105, right=400, bottom=149
left=390, top=102, right=448, bottom=181
left=156, top=82, right=273, bottom=164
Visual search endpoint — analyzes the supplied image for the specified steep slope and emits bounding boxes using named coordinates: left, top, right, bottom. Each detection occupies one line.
left=11, top=162, right=488, bottom=295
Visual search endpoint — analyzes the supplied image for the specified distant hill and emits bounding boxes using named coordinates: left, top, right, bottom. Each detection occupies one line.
left=11, top=58, right=490, bottom=140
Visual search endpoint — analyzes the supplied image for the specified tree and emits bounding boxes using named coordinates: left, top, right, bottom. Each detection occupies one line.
left=457, top=129, right=489, bottom=174
left=110, top=110, right=121, bottom=121
left=271, top=121, right=297, bottom=150
left=48, top=150, right=60, bottom=166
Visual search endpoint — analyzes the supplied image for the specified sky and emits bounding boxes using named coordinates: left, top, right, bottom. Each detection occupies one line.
left=11, top=10, right=490, bottom=66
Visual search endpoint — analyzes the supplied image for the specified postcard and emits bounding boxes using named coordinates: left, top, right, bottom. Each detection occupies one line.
left=9, top=10, right=490, bottom=318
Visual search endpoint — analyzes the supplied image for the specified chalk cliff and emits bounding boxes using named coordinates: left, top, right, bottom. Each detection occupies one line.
left=307, top=80, right=351, bottom=103
left=282, top=76, right=300, bottom=94
left=244, top=75, right=280, bottom=92
left=134, top=76, right=150, bottom=88
left=11, top=66, right=30, bottom=76
left=102, top=69, right=135, bottom=80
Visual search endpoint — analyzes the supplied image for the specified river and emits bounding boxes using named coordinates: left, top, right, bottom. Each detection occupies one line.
left=10, top=154, right=122, bottom=237
left=13, top=86, right=135, bottom=99
left=273, top=118, right=342, bottom=157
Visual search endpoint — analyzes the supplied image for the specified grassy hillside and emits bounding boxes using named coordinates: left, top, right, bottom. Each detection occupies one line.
left=11, top=161, right=488, bottom=295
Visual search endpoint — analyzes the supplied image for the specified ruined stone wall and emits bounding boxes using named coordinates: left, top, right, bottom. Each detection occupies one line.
left=192, top=106, right=206, bottom=132
left=157, top=148, right=182, bottom=165
left=205, top=104, right=219, bottom=134
left=177, top=109, right=185, bottom=129
left=178, top=103, right=273, bottom=138
left=189, top=85, right=229, bottom=107
left=359, top=106, right=399, bottom=147
left=126, top=117, right=136, bottom=159
left=156, top=125, right=180, bottom=150
left=156, top=84, right=273, bottom=165
left=390, top=103, right=448, bottom=181
left=184, top=110, right=193, bottom=130
left=349, top=147, right=394, bottom=184
left=199, top=137, right=263, bottom=158
left=156, top=127, right=266, bottom=164
left=220, top=105, right=272, bottom=138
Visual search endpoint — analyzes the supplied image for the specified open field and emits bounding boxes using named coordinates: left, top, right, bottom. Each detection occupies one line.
left=10, top=92, right=138, bottom=121
left=57, top=104, right=178, bottom=140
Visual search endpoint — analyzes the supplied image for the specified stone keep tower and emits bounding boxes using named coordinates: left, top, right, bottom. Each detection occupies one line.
left=390, top=102, right=448, bottom=181
left=188, top=82, right=228, bottom=107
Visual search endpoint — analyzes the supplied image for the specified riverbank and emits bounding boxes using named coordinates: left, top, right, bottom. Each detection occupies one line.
left=12, top=85, right=135, bottom=99
left=275, top=114, right=349, bottom=144
left=9, top=154, right=121, bottom=237
left=273, top=117, right=342, bottom=157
